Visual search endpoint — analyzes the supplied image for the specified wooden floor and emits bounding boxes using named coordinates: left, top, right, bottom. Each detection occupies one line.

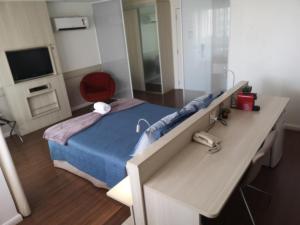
left=133, top=89, right=184, bottom=108
left=6, top=90, right=300, bottom=225
left=8, top=129, right=130, bottom=225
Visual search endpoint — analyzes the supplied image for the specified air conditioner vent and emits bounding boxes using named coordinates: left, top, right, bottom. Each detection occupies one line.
left=52, top=17, right=89, bottom=32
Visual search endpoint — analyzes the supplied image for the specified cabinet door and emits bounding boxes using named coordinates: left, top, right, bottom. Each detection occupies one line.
left=124, top=9, right=145, bottom=91
left=0, top=2, right=54, bottom=50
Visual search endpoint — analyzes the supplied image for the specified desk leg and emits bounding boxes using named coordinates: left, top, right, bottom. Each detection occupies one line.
left=144, top=186, right=201, bottom=225
left=263, top=111, right=286, bottom=167
left=122, top=207, right=135, bottom=225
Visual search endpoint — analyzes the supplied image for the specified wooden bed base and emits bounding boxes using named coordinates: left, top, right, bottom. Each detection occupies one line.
left=53, top=160, right=109, bottom=189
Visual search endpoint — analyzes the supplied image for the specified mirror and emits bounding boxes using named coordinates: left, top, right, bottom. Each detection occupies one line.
left=182, top=0, right=231, bottom=101
left=123, top=0, right=162, bottom=93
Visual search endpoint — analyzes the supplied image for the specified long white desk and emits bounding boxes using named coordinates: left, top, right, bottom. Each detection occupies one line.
left=143, top=96, right=289, bottom=224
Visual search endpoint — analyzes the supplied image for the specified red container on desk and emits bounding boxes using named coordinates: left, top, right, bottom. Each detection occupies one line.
left=236, top=93, right=255, bottom=111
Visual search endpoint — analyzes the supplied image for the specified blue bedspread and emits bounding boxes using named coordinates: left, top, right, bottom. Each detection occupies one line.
left=48, top=103, right=176, bottom=187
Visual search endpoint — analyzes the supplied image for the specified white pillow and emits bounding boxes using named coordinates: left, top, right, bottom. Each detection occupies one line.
left=132, top=111, right=178, bottom=156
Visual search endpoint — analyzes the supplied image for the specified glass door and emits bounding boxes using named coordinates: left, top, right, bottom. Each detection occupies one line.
left=123, top=1, right=162, bottom=94
left=139, top=4, right=162, bottom=93
left=182, top=0, right=230, bottom=101
left=93, top=0, right=133, bottom=98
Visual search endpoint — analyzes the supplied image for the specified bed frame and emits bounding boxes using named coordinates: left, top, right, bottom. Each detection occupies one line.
left=126, top=81, right=248, bottom=225
left=53, top=160, right=108, bottom=189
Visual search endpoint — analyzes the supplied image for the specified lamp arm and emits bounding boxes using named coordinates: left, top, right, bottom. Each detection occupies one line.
left=136, top=118, right=151, bottom=133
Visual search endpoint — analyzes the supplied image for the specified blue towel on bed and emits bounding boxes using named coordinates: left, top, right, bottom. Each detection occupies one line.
left=48, top=103, right=177, bottom=188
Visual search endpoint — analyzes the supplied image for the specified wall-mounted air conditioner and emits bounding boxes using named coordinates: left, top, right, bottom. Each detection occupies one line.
left=52, top=17, right=89, bottom=31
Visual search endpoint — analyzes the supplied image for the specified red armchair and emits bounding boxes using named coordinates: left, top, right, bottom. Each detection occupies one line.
left=80, top=72, right=116, bottom=102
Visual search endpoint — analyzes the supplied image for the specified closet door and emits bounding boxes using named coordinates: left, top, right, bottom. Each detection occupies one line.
left=124, top=9, right=145, bottom=91
left=182, top=0, right=230, bottom=95
left=182, top=0, right=212, bottom=93
left=93, top=0, right=133, bottom=98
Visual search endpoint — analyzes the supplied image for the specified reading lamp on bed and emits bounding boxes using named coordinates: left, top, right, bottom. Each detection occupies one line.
left=224, top=68, right=236, bottom=88
left=136, top=119, right=151, bottom=133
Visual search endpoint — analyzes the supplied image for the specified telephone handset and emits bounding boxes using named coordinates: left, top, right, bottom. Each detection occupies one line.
left=193, top=131, right=222, bottom=153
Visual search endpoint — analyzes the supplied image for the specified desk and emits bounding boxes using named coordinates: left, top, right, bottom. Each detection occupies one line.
left=143, top=96, right=289, bottom=224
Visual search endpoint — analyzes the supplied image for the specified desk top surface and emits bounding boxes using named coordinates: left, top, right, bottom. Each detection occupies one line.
left=144, top=95, right=289, bottom=218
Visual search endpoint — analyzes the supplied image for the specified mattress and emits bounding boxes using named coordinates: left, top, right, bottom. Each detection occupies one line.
left=48, top=103, right=177, bottom=188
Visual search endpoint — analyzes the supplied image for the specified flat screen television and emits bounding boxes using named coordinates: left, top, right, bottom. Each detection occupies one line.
left=6, top=47, right=54, bottom=83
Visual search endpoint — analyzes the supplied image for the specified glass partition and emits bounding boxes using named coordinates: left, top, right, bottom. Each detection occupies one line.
left=182, top=0, right=230, bottom=102
left=123, top=1, right=162, bottom=93
left=139, top=5, right=162, bottom=93
left=93, top=0, right=133, bottom=98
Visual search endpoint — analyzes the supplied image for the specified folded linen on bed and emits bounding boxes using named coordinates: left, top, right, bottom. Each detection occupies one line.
left=43, top=98, right=144, bottom=145
left=93, top=102, right=111, bottom=115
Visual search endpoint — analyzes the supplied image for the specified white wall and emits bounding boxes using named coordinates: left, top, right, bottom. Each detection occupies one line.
left=47, top=2, right=101, bottom=73
left=0, top=168, right=22, bottom=225
left=229, top=0, right=300, bottom=127
left=47, top=2, right=101, bottom=111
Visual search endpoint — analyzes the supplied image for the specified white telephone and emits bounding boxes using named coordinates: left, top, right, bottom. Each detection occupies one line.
left=193, top=131, right=222, bottom=153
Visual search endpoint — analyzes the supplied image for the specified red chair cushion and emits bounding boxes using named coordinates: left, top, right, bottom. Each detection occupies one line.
left=80, top=72, right=116, bottom=102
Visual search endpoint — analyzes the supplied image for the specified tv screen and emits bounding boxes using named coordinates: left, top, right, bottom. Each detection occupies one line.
left=6, top=47, right=54, bottom=82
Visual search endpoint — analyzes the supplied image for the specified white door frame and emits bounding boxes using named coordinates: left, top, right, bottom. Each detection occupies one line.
left=170, top=0, right=184, bottom=89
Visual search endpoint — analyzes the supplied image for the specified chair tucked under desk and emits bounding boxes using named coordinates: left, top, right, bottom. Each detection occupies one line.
left=239, top=129, right=277, bottom=225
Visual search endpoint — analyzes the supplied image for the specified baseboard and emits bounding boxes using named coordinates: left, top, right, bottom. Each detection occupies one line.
left=285, top=123, right=300, bottom=131
left=71, top=102, right=92, bottom=112
left=3, top=214, right=23, bottom=225
left=115, top=88, right=133, bottom=98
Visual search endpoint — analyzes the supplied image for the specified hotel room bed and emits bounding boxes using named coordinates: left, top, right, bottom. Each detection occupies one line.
left=48, top=103, right=177, bottom=188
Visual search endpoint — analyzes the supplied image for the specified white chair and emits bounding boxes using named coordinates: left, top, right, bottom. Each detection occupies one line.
left=239, top=130, right=277, bottom=225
